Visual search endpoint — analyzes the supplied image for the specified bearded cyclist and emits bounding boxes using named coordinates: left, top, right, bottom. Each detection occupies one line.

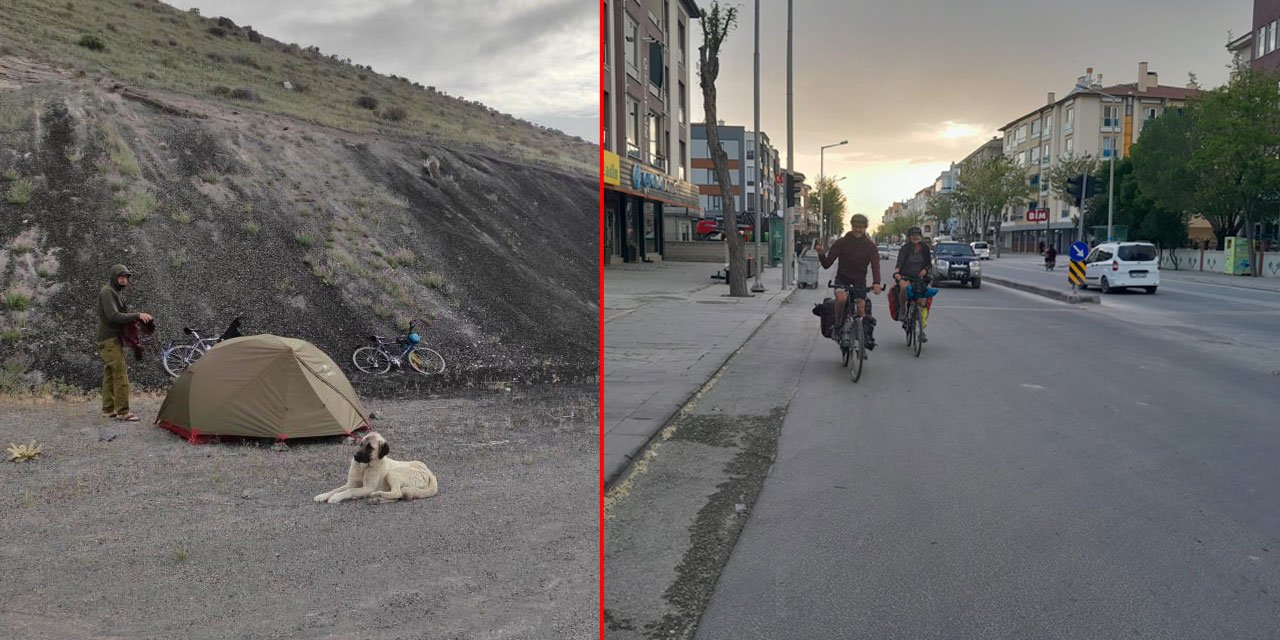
left=893, top=226, right=933, bottom=340
left=816, top=214, right=882, bottom=350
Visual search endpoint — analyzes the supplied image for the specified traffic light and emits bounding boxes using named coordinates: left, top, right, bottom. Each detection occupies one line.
left=1065, top=175, right=1105, bottom=208
left=786, top=172, right=803, bottom=208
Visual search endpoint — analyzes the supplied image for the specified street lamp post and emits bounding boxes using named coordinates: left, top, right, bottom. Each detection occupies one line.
left=1075, top=83, right=1119, bottom=242
left=751, top=0, right=764, bottom=293
left=820, top=139, right=848, bottom=241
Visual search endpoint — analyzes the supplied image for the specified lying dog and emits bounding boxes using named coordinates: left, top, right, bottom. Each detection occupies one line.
left=313, top=432, right=438, bottom=504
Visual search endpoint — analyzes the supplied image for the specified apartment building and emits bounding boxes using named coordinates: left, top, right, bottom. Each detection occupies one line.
left=952, top=137, right=1004, bottom=240
left=602, top=0, right=703, bottom=264
left=689, top=124, right=782, bottom=234
left=997, top=64, right=1197, bottom=252
left=1231, top=1, right=1280, bottom=71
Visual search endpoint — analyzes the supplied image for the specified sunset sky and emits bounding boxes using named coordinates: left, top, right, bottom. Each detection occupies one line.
left=694, top=0, right=1250, bottom=228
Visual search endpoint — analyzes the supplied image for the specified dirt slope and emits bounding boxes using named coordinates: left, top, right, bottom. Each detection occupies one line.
left=0, top=56, right=597, bottom=393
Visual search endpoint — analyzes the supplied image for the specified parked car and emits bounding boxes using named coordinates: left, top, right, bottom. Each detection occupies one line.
left=1079, top=241, right=1160, bottom=294
left=970, top=241, right=991, bottom=260
left=930, top=242, right=982, bottom=288
left=878, top=245, right=892, bottom=260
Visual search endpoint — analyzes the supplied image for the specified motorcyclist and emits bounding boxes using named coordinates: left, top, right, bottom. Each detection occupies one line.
left=816, top=214, right=882, bottom=350
left=1044, top=244, right=1058, bottom=270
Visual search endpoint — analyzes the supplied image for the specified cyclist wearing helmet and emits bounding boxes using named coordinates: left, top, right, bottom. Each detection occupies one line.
left=893, top=227, right=933, bottom=335
left=816, top=214, right=882, bottom=350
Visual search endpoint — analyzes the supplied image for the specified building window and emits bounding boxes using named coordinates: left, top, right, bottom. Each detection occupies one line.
left=1016, top=125, right=1027, bottom=145
left=1030, top=147, right=1040, bottom=164
left=707, top=195, right=723, bottom=211
left=603, top=90, right=611, bottom=149
left=603, top=2, right=611, bottom=69
left=746, top=140, right=754, bottom=160
left=678, top=21, right=686, bottom=68
left=626, top=97, right=640, bottom=158
left=678, top=81, right=686, bottom=125
left=746, top=167, right=755, bottom=186
left=648, top=111, right=665, bottom=168
left=1102, top=136, right=1116, bottom=158
left=1065, top=107, right=1074, bottom=132
left=1103, top=105, right=1119, bottom=128
left=1031, top=121, right=1040, bottom=138
left=1043, top=116, right=1051, bottom=138
left=1145, top=107, right=1157, bottom=120
left=679, top=140, right=686, bottom=181
left=1065, top=137, right=1073, bottom=156
left=624, top=13, right=639, bottom=77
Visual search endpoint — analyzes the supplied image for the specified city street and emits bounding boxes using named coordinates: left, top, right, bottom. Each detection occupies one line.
left=607, top=264, right=1280, bottom=639
left=980, top=254, right=1280, bottom=371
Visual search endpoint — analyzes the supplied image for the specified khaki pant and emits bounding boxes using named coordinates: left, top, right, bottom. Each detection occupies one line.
left=99, top=337, right=130, bottom=415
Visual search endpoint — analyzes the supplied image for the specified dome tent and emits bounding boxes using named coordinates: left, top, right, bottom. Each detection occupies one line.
left=156, top=335, right=370, bottom=443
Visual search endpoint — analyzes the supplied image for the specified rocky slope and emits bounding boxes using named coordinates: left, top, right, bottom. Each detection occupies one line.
left=0, top=7, right=597, bottom=394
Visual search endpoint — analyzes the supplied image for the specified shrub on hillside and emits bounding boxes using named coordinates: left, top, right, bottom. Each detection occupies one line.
left=211, top=85, right=231, bottom=97
left=229, top=87, right=261, bottom=102
left=378, top=106, right=407, bottom=122
left=6, top=179, right=34, bottom=204
left=77, top=35, right=105, bottom=51
left=355, top=95, right=378, bottom=110
left=207, top=26, right=227, bottom=37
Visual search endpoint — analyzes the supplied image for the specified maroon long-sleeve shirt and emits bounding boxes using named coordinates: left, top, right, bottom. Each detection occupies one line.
left=818, top=232, right=882, bottom=287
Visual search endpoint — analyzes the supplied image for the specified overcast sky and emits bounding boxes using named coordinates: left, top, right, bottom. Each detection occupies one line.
left=164, top=0, right=596, bottom=141
left=694, top=0, right=1251, bottom=227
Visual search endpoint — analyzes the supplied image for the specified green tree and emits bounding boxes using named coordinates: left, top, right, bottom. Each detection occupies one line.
left=954, top=155, right=1033, bottom=256
left=1085, top=158, right=1189, bottom=264
left=697, top=2, right=748, bottom=295
left=1129, top=105, right=1237, bottom=249
left=808, top=176, right=848, bottom=238
left=924, top=193, right=955, bottom=236
left=1046, top=153, right=1099, bottom=212
left=1187, top=63, right=1280, bottom=273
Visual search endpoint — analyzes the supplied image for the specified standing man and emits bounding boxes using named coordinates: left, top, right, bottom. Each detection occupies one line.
left=816, top=214, right=882, bottom=349
left=97, top=264, right=153, bottom=421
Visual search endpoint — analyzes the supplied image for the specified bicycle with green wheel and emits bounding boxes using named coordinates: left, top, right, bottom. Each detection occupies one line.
left=897, top=275, right=933, bottom=358
left=351, top=320, right=446, bottom=375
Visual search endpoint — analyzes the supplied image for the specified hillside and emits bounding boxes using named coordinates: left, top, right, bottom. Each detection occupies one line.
left=0, top=1, right=598, bottom=394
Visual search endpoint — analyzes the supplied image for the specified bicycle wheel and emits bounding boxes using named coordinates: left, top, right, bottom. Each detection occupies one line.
left=904, top=305, right=915, bottom=347
left=850, top=317, right=865, bottom=383
left=352, top=346, right=391, bottom=373
left=839, top=317, right=851, bottom=367
left=913, top=309, right=924, bottom=358
left=162, top=345, right=202, bottom=378
left=407, top=347, right=446, bottom=375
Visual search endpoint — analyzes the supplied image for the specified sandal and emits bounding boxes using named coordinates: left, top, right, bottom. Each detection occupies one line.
left=102, top=411, right=117, bottom=418
left=114, top=413, right=140, bottom=422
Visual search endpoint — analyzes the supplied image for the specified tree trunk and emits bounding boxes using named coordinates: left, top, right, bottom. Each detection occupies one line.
left=699, top=9, right=748, bottom=296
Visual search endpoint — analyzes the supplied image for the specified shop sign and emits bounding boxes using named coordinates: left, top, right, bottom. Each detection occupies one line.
left=632, top=164, right=677, bottom=194
left=603, top=150, right=621, bottom=186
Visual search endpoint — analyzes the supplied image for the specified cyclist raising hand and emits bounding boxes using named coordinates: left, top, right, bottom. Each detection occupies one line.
left=816, top=214, right=883, bottom=349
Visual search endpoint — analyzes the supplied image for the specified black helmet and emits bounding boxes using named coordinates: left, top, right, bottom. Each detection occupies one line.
left=907, top=226, right=923, bottom=237
left=850, top=214, right=869, bottom=227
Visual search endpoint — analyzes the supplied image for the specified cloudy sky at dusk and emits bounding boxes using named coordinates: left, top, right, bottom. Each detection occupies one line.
left=164, top=0, right=596, bottom=141
left=694, top=0, right=1250, bottom=228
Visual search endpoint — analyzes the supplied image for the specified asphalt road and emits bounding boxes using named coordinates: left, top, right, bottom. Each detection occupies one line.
left=692, top=274, right=1280, bottom=639
left=981, top=256, right=1280, bottom=371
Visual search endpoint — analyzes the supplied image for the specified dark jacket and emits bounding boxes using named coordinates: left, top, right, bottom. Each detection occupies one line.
left=120, top=318, right=157, bottom=359
left=895, top=242, right=933, bottom=279
left=818, top=232, right=882, bottom=287
left=96, top=264, right=139, bottom=341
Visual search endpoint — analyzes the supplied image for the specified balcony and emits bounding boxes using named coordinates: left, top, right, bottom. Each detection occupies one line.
left=649, top=155, right=668, bottom=172
left=1101, top=118, right=1121, bottom=132
left=626, top=143, right=642, bottom=160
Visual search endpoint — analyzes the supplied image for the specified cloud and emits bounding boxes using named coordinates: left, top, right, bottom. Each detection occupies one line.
left=166, top=0, right=596, bottom=139
left=909, top=121, right=994, bottom=146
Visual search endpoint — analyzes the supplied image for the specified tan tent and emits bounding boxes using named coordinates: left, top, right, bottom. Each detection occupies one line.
left=156, top=335, right=370, bottom=443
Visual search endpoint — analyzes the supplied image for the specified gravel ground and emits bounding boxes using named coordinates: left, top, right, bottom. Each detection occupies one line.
left=0, top=384, right=597, bottom=640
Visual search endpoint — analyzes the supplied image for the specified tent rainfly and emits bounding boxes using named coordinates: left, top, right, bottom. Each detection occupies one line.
left=156, top=335, right=370, bottom=443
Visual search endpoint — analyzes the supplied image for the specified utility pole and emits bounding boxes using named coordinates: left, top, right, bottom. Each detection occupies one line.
left=751, top=0, right=764, bottom=292
left=782, top=0, right=793, bottom=289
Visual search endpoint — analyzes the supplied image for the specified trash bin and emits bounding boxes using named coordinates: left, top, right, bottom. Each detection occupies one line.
left=797, top=246, right=820, bottom=289
left=1224, top=237, right=1251, bottom=275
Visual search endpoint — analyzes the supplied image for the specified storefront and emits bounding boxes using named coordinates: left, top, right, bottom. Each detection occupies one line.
left=602, top=152, right=700, bottom=264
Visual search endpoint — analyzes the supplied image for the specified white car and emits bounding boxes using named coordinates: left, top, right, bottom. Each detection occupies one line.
left=878, top=245, right=892, bottom=260
left=970, top=241, right=991, bottom=260
left=1079, top=241, right=1160, bottom=294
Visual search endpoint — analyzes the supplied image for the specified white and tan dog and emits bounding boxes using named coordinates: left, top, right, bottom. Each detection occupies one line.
left=313, top=432, right=438, bottom=504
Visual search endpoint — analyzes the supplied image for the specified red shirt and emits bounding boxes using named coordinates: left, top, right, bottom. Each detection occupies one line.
left=818, top=233, right=882, bottom=287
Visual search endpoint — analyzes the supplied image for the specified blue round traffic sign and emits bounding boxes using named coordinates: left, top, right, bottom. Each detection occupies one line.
left=1070, top=241, right=1089, bottom=261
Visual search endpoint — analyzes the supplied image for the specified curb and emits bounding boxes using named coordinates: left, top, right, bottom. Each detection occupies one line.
left=603, top=287, right=793, bottom=491
left=983, top=276, right=1100, bottom=305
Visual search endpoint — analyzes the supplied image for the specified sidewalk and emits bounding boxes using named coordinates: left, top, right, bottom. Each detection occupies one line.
left=603, top=261, right=796, bottom=486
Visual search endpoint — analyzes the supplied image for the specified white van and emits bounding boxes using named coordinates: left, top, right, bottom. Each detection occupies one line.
left=970, top=241, right=991, bottom=260
left=1079, top=241, right=1160, bottom=294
